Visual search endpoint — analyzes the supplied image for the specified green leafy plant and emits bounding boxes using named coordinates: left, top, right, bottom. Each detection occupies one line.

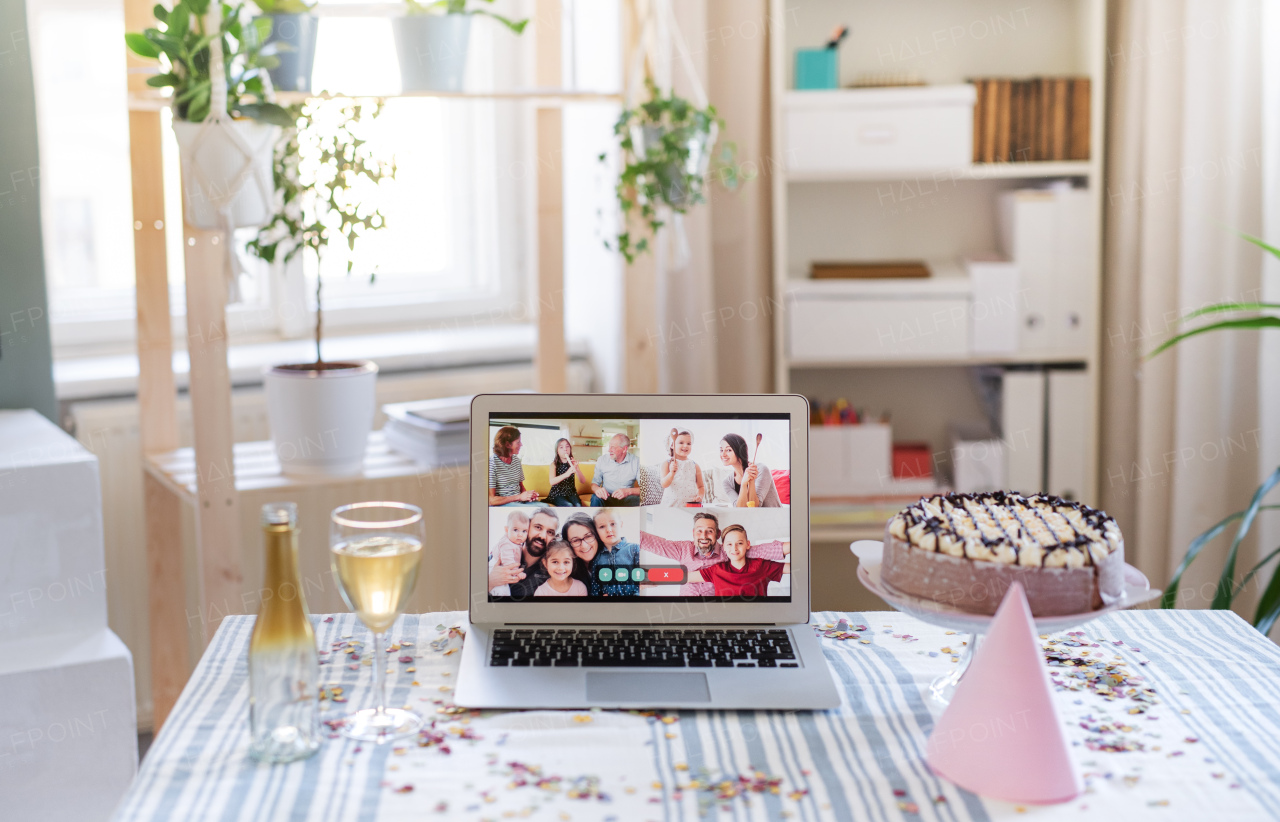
left=404, top=0, right=529, bottom=35
left=1152, top=232, right=1280, bottom=633
left=253, top=0, right=315, bottom=12
left=246, top=99, right=397, bottom=364
left=602, top=79, right=745, bottom=263
left=125, top=0, right=292, bottom=125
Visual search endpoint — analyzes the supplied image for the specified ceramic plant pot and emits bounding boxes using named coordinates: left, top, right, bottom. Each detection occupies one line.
left=631, top=124, right=713, bottom=208
left=259, top=13, right=319, bottom=93
left=391, top=14, right=471, bottom=92
left=263, top=360, right=378, bottom=476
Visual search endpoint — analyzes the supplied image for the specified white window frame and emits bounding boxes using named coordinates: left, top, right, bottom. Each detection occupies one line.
left=37, top=2, right=531, bottom=358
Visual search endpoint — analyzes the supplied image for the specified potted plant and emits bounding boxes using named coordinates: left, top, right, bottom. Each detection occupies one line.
left=1151, top=232, right=1280, bottom=632
left=126, top=1, right=293, bottom=230
left=603, top=79, right=745, bottom=263
left=392, top=0, right=528, bottom=93
left=247, top=99, right=396, bottom=476
left=253, top=0, right=319, bottom=93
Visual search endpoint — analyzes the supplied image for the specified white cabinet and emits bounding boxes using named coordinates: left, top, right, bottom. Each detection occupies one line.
left=785, top=86, right=976, bottom=178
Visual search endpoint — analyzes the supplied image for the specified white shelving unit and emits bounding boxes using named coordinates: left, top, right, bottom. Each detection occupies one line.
left=770, top=0, right=1107, bottom=543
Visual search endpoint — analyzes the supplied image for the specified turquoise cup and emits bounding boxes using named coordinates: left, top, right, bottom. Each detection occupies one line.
left=795, top=48, right=838, bottom=90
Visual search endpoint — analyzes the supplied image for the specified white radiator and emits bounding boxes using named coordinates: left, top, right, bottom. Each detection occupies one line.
left=65, top=361, right=591, bottom=728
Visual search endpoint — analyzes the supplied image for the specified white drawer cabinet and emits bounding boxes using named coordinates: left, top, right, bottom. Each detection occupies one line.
left=785, top=85, right=976, bottom=177
left=787, top=272, right=973, bottom=363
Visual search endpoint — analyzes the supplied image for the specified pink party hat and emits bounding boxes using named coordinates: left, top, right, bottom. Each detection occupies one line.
left=926, top=582, right=1081, bottom=804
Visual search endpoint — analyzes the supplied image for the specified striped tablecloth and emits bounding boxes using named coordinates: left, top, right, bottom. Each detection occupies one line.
left=114, top=610, right=1280, bottom=821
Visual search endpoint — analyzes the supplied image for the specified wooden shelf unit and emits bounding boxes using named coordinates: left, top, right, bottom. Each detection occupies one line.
left=124, top=0, right=661, bottom=730
left=769, top=0, right=1108, bottom=540
left=126, top=87, right=624, bottom=111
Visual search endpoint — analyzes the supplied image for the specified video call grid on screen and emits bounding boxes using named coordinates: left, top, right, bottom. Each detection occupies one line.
left=485, top=413, right=793, bottom=603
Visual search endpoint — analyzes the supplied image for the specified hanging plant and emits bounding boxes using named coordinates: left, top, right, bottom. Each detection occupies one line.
left=246, top=98, right=397, bottom=364
left=601, top=79, right=745, bottom=263
left=125, top=0, right=292, bottom=126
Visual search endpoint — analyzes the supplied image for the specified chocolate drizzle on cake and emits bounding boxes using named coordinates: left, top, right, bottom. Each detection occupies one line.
left=887, top=491, right=1121, bottom=569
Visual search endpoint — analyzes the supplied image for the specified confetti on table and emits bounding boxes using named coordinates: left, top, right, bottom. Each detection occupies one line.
left=815, top=620, right=869, bottom=640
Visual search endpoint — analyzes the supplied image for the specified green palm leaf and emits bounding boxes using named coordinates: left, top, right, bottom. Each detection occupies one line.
left=1180, top=302, right=1280, bottom=322
left=1255, top=564, right=1280, bottom=634
left=1235, top=541, right=1280, bottom=598
left=1162, top=501, right=1280, bottom=609
left=1147, top=317, right=1280, bottom=360
left=1241, top=231, right=1280, bottom=261
left=1211, top=466, right=1280, bottom=609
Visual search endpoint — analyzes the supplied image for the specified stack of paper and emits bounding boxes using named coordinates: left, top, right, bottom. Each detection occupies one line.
left=382, top=396, right=472, bottom=467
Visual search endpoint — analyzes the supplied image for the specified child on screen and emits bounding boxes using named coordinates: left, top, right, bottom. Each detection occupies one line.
left=534, top=540, right=589, bottom=596
left=488, top=510, right=529, bottom=597
left=687, top=524, right=790, bottom=598
left=659, top=428, right=705, bottom=507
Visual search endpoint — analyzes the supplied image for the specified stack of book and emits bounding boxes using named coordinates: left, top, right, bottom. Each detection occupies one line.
left=970, top=77, right=1090, bottom=163
left=381, top=395, right=471, bottom=468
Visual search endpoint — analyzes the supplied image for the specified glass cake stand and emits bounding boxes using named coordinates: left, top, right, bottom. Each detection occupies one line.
left=851, top=540, right=1162, bottom=708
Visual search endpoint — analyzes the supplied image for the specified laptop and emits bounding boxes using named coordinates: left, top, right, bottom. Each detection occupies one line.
left=455, top=393, right=841, bottom=710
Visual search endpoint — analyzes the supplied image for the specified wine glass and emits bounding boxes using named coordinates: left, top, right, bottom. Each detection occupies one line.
left=330, top=501, right=426, bottom=742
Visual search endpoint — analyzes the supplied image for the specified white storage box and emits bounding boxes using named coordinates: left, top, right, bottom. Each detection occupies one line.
left=948, top=423, right=1007, bottom=494
left=965, top=256, right=1020, bottom=354
left=0, top=628, right=137, bottom=821
left=0, top=411, right=108, bottom=641
left=785, top=85, right=976, bottom=177
left=787, top=262, right=972, bottom=362
left=809, top=423, right=892, bottom=497
left=997, top=185, right=1096, bottom=357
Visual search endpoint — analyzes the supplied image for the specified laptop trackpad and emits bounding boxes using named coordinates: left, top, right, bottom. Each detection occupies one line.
left=586, top=672, right=710, bottom=704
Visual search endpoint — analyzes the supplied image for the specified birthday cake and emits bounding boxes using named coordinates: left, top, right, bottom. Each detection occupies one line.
left=881, top=492, right=1125, bottom=616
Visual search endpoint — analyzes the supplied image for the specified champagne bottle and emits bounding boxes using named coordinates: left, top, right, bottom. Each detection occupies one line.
left=249, top=502, right=320, bottom=763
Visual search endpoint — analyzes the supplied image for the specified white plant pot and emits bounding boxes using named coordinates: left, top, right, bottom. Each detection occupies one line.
left=392, top=14, right=471, bottom=92
left=631, top=124, right=714, bottom=208
left=173, top=119, right=280, bottom=230
left=264, top=361, right=378, bottom=476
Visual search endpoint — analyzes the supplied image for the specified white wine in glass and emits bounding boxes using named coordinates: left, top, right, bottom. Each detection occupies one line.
left=330, top=502, right=425, bottom=742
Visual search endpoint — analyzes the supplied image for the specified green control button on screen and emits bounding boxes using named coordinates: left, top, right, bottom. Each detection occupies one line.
left=598, top=568, right=613, bottom=582
left=615, top=568, right=630, bottom=582
left=631, top=568, right=645, bottom=582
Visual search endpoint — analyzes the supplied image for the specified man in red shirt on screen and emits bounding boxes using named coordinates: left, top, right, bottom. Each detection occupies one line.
left=687, top=524, right=790, bottom=598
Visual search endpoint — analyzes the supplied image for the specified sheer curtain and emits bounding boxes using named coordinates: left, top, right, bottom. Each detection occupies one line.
left=1102, top=0, right=1272, bottom=626
left=646, top=0, right=774, bottom=394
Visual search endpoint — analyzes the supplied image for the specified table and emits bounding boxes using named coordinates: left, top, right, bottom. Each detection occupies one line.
left=112, top=610, right=1280, bottom=821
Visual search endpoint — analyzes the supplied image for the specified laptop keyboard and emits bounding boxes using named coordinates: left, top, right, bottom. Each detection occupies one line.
left=488, top=628, right=798, bottom=668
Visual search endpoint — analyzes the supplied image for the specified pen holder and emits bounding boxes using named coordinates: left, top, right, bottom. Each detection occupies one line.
left=795, top=48, right=838, bottom=90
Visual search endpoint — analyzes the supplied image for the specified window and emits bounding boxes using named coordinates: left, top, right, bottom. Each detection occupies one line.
left=27, top=0, right=137, bottom=334
left=28, top=0, right=538, bottom=352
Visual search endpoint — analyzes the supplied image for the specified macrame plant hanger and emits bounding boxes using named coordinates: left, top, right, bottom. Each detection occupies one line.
left=178, top=6, right=279, bottom=303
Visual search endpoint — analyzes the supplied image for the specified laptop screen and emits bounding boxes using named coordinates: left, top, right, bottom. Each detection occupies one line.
left=485, top=413, right=793, bottom=603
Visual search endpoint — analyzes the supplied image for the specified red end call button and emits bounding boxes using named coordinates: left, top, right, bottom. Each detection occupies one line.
left=645, top=566, right=686, bottom=584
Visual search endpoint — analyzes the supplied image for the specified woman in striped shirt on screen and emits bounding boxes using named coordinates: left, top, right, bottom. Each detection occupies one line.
left=489, top=426, right=543, bottom=506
